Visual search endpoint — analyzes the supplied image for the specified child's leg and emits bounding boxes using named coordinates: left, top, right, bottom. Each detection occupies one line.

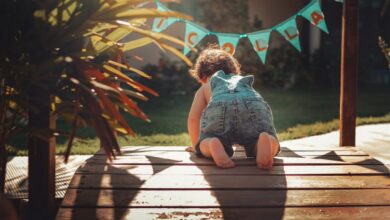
left=199, top=137, right=235, bottom=168
left=255, top=132, right=279, bottom=170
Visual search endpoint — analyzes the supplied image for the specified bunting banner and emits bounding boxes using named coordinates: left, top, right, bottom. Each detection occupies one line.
left=300, top=0, right=329, bottom=33
left=247, top=30, right=271, bottom=64
left=153, top=0, right=343, bottom=64
left=276, top=18, right=301, bottom=52
left=152, top=2, right=176, bottom=32
left=183, top=22, right=209, bottom=55
left=216, top=33, right=241, bottom=55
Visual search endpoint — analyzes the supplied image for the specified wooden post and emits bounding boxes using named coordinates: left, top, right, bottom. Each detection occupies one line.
left=340, top=0, right=359, bottom=146
left=28, top=90, right=56, bottom=220
left=0, top=141, right=6, bottom=195
left=0, top=80, right=7, bottom=194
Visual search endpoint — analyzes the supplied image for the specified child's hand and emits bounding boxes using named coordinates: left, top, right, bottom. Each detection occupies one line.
left=185, top=146, right=195, bottom=152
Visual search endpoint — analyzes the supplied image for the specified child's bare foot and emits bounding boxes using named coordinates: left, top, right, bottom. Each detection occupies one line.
left=202, top=138, right=235, bottom=168
left=256, top=133, right=274, bottom=170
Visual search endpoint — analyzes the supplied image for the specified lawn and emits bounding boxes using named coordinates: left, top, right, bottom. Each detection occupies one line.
left=8, top=85, right=390, bottom=155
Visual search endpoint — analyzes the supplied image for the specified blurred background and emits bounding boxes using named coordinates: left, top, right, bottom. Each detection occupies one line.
left=7, top=0, right=390, bottom=155
left=131, top=0, right=389, bottom=90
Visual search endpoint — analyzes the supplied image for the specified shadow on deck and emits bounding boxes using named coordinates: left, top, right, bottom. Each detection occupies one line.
left=56, top=146, right=390, bottom=220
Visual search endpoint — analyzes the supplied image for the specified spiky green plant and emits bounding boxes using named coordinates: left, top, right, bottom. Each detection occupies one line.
left=0, top=0, right=193, bottom=194
left=379, top=37, right=390, bottom=69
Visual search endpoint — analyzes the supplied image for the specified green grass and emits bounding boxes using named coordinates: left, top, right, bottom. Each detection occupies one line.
left=8, top=86, right=390, bottom=155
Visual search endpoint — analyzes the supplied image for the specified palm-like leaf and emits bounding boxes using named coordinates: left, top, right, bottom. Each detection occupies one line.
left=379, top=36, right=390, bottom=69
left=0, top=0, right=194, bottom=163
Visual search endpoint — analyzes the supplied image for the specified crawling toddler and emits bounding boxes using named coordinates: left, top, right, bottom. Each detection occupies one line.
left=187, top=46, right=280, bottom=169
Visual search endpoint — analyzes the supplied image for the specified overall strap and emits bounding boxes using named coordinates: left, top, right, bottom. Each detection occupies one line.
left=210, top=71, right=256, bottom=96
left=239, top=75, right=254, bottom=87
left=210, top=70, right=229, bottom=92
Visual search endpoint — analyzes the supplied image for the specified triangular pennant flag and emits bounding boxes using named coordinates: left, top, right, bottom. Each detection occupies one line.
left=276, top=18, right=301, bottom=52
left=152, top=2, right=176, bottom=32
left=216, top=33, right=241, bottom=55
left=183, top=22, right=209, bottom=55
left=247, top=30, right=271, bottom=64
left=301, top=0, right=329, bottom=34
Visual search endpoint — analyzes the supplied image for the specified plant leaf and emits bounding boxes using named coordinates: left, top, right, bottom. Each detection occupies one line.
left=107, top=60, right=151, bottom=79
left=102, top=64, right=159, bottom=96
left=122, top=37, right=154, bottom=52
left=93, top=8, right=192, bottom=21
left=158, top=41, right=193, bottom=67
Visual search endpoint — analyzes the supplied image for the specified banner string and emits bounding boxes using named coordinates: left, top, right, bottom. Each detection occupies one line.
left=152, top=0, right=343, bottom=63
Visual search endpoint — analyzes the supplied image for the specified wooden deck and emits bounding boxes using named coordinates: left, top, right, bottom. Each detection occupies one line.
left=56, top=146, right=390, bottom=220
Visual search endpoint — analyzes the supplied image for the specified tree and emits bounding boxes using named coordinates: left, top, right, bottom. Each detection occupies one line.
left=199, top=0, right=251, bottom=33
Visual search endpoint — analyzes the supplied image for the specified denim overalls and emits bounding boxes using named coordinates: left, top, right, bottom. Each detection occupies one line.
left=195, top=70, right=278, bottom=158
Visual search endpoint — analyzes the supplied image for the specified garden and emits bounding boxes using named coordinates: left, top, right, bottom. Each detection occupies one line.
left=1, top=0, right=390, bottom=220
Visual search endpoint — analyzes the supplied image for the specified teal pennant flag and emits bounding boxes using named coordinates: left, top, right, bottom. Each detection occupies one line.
left=152, top=2, right=176, bottom=32
left=301, top=0, right=329, bottom=34
left=183, top=22, right=209, bottom=55
left=247, top=30, right=271, bottom=64
left=276, top=18, right=301, bottom=52
left=216, top=33, right=241, bottom=55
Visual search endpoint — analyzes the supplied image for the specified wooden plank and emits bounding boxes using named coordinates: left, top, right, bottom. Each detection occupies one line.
left=61, top=188, right=390, bottom=207
left=84, top=154, right=384, bottom=166
left=98, top=149, right=370, bottom=157
left=69, top=174, right=390, bottom=190
left=340, top=0, right=359, bottom=146
left=100, top=146, right=359, bottom=153
left=58, top=146, right=390, bottom=220
left=56, top=207, right=390, bottom=220
left=76, top=164, right=390, bottom=175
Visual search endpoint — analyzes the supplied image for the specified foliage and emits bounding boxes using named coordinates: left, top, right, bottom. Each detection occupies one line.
left=196, top=0, right=390, bottom=88
left=7, top=87, right=390, bottom=155
left=0, top=0, right=193, bottom=193
left=308, top=37, right=341, bottom=88
left=198, top=0, right=250, bottom=33
left=378, top=1, right=390, bottom=69
left=10, top=110, right=390, bottom=156
left=196, top=0, right=310, bottom=89
left=198, top=0, right=258, bottom=76
left=379, top=37, right=390, bottom=69
left=257, top=45, right=308, bottom=89
left=141, top=56, right=198, bottom=95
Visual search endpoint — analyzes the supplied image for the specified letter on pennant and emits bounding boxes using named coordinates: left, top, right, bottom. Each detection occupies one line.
left=276, top=18, right=302, bottom=52
left=152, top=2, right=176, bottom=32
left=247, top=30, right=271, bottom=64
left=183, top=22, right=209, bottom=55
left=216, top=34, right=241, bottom=55
left=301, top=0, right=329, bottom=33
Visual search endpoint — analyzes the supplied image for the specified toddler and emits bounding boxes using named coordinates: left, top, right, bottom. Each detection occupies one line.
left=187, top=46, right=280, bottom=169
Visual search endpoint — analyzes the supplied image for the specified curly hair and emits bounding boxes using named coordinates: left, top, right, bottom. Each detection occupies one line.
left=190, top=45, right=241, bottom=82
